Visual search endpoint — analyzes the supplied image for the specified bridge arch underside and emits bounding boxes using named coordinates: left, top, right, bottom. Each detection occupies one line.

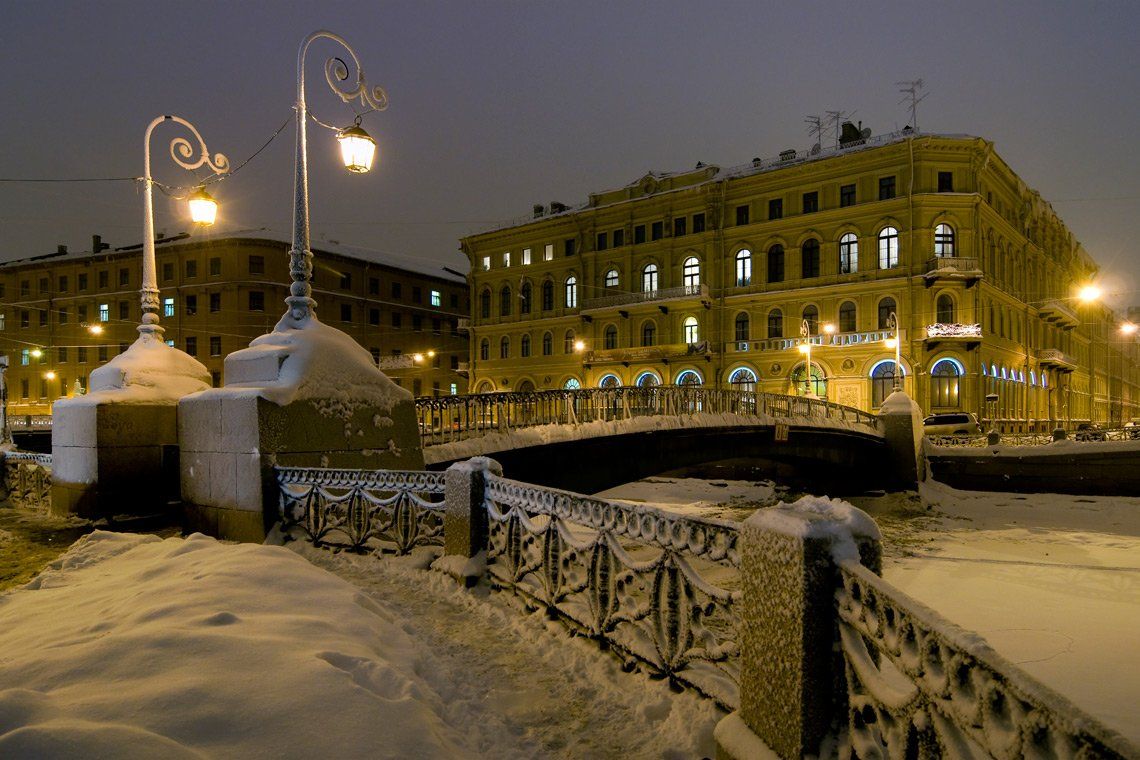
left=428, top=425, right=889, bottom=496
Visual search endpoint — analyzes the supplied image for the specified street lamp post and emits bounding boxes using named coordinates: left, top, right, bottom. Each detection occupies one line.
left=286, top=30, right=386, bottom=325
left=0, top=356, right=11, bottom=449
left=797, top=320, right=833, bottom=399
left=884, top=311, right=902, bottom=391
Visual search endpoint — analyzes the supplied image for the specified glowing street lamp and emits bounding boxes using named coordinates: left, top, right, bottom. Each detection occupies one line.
left=86, top=324, right=104, bottom=336
left=29, top=348, right=43, bottom=359
left=1078, top=284, right=1103, bottom=304
left=187, top=186, right=219, bottom=225
left=337, top=123, right=377, bottom=173
left=884, top=311, right=902, bottom=391
left=573, top=340, right=586, bottom=352
left=799, top=319, right=818, bottom=398
left=1120, top=322, right=1137, bottom=336
left=43, top=371, right=56, bottom=381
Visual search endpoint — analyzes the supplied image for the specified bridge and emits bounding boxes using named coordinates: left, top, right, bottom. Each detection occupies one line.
left=411, top=386, right=889, bottom=493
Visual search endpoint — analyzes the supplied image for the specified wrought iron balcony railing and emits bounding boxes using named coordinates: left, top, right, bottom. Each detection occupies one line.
left=726, top=328, right=904, bottom=353
left=582, top=283, right=709, bottom=311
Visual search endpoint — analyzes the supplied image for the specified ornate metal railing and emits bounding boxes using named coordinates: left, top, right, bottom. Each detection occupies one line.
left=928, top=427, right=1140, bottom=448
left=483, top=473, right=742, bottom=709
left=8, top=415, right=53, bottom=430
left=277, top=467, right=446, bottom=554
left=2, top=451, right=53, bottom=510
left=414, top=386, right=880, bottom=447
left=836, top=560, right=1132, bottom=758
left=581, top=282, right=709, bottom=311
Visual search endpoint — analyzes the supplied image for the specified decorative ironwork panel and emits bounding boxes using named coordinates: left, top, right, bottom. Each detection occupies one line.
left=2, top=452, right=52, bottom=511
left=836, top=561, right=1132, bottom=759
left=276, top=467, right=445, bottom=555
left=483, top=474, right=742, bottom=709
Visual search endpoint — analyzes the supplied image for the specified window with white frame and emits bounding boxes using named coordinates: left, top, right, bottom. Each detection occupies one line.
left=642, top=263, right=658, bottom=293
left=481, top=256, right=491, bottom=271
left=682, top=257, right=700, bottom=290
left=729, top=367, right=757, bottom=392
left=565, top=276, right=578, bottom=308
left=735, top=249, right=752, bottom=286
left=604, top=269, right=619, bottom=288
left=934, top=223, right=955, bottom=257
left=522, top=248, right=532, bottom=265
left=163, top=297, right=175, bottom=318
left=543, top=244, right=554, bottom=262
left=839, top=233, right=858, bottom=274
left=99, top=303, right=109, bottom=322
left=878, top=227, right=899, bottom=269
left=683, top=316, right=699, bottom=344
left=430, top=290, right=441, bottom=307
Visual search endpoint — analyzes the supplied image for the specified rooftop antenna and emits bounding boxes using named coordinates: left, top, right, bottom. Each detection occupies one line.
left=897, top=79, right=928, bottom=132
left=825, top=110, right=852, bottom=148
left=804, top=114, right=823, bottom=153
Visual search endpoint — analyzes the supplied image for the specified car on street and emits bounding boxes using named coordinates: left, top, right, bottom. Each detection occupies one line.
left=923, top=412, right=982, bottom=436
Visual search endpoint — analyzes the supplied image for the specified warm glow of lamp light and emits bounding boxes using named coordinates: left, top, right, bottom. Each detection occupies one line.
left=188, top=187, right=218, bottom=225
left=30, top=348, right=43, bottom=359
left=797, top=343, right=810, bottom=354
left=1121, top=322, right=1138, bottom=336
left=87, top=324, right=104, bottom=336
left=822, top=323, right=836, bottom=335
left=337, top=125, right=376, bottom=173
left=412, top=352, right=424, bottom=363
left=427, top=350, right=436, bottom=358
left=884, top=337, right=898, bottom=349
left=1078, top=284, right=1103, bottom=303
left=44, top=371, right=56, bottom=381
left=573, top=340, right=586, bottom=352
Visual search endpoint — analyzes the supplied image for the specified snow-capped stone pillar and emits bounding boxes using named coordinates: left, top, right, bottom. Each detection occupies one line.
left=715, top=498, right=882, bottom=760
left=877, top=389, right=925, bottom=490
left=438, top=456, right=501, bottom=587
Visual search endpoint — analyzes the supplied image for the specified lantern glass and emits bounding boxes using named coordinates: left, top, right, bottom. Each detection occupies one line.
left=188, top=188, right=218, bottom=225
left=338, top=126, right=376, bottom=173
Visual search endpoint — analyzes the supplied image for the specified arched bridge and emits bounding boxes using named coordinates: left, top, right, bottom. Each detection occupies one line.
left=415, top=387, right=889, bottom=494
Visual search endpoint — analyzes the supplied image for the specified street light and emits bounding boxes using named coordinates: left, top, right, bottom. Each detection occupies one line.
left=141, top=115, right=228, bottom=338
left=798, top=319, right=826, bottom=399
left=884, top=311, right=902, bottom=391
left=286, top=30, right=387, bottom=325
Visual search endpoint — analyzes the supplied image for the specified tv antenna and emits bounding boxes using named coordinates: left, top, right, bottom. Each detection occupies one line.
left=897, top=79, right=928, bottom=132
left=825, top=110, right=853, bottom=148
left=804, top=114, right=823, bottom=153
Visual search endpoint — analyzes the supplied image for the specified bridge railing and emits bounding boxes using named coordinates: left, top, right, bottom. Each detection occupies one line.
left=413, top=386, right=879, bottom=447
left=929, top=426, right=1140, bottom=448
left=1, top=450, right=53, bottom=510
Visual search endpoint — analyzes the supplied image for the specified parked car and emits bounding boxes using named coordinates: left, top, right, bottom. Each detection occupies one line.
left=1074, top=422, right=1107, bottom=442
left=923, top=412, right=982, bottom=436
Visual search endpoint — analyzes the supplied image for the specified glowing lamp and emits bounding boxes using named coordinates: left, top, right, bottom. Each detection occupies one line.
left=87, top=324, right=104, bottom=336
left=413, top=353, right=424, bottom=363
left=1077, top=284, right=1102, bottom=303
left=884, top=337, right=898, bottom=349
left=188, top=187, right=218, bottom=225
left=427, top=350, right=436, bottom=358
left=797, top=343, right=810, bottom=354
left=822, top=323, right=836, bottom=335
left=44, top=371, right=56, bottom=381
left=573, top=340, right=586, bottom=352
left=337, top=125, right=376, bottom=173
left=30, top=348, right=43, bottom=359
left=1121, top=322, right=1138, bottom=336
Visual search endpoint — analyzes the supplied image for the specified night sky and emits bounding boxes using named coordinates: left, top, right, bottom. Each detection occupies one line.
left=2, top=1, right=1139, bottom=305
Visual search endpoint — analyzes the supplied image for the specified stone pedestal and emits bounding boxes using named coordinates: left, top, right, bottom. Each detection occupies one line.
left=877, top=389, right=926, bottom=490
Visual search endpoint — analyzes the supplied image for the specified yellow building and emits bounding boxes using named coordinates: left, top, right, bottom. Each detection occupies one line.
left=0, top=230, right=469, bottom=418
left=461, top=130, right=1140, bottom=430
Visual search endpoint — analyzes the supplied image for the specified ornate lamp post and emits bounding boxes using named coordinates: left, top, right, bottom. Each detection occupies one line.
left=884, top=311, right=902, bottom=392
left=285, top=30, right=386, bottom=325
left=798, top=319, right=817, bottom=398
left=140, top=115, right=228, bottom=339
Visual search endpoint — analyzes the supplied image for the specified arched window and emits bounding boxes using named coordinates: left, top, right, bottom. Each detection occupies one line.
left=564, top=330, right=576, bottom=353
left=768, top=309, right=784, bottom=338
left=734, top=312, right=750, bottom=342
left=604, top=269, right=619, bottom=289
left=520, top=334, right=531, bottom=357
left=642, top=263, right=658, bottom=293
left=934, top=223, right=955, bottom=257
left=871, top=360, right=904, bottom=407
left=791, top=362, right=827, bottom=397
left=479, top=338, right=489, bottom=361
left=564, top=276, right=578, bottom=308
left=636, top=371, right=660, bottom=387
left=729, top=367, right=757, bottom=392
left=676, top=369, right=702, bottom=386
left=516, top=379, right=535, bottom=392
left=801, top=239, right=820, bottom=278
left=838, top=301, right=857, bottom=333
left=878, top=227, right=899, bottom=269
left=802, top=304, right=819, bottom=334
left=936, top=294, right=955, bottom=324
left=541, top=280, right=554, bottom=311
left=768, top=244, right=785, bottom=283
left=641, top=320, right=657, bottom=347
left=542, top=331, right=553, bottom=356
left=599, top=374, right=620, bottom=388
left=480, top=288, right=491, bottom=319
left=735, top=249, right=752, bottom=286
left=839, top=233, right=858, bottom=274
left=878, top=297, right=897, bottom=330
left=475, top=381, right=494, bottom=393
left=499, top=285, right=512, bottom=317
left=604, top=324, right=618, bottom=350
left=564, top=377, right=581, bottom=390
left=520, top=282, right=532, bottom=315
left=682, top=257, right=700, bottom=290
left=683, top=316, right=699, bottom=344
left=499, top=336, right=510, bottom=359
left=930, top=358, right=962, bottom=408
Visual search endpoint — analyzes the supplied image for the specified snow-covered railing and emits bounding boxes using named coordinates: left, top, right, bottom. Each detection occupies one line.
left=8, top=415, right=52, bottom=431
left=277, top=468, right=446, bottom=554
left=1, top=451, right=52, bottom=510
left=483, top=473, right=741, bottom=709
left=929, top=427, right=1140, bottom=448
left=414, top=386, right=880, bottom=447
left=836, top=560, right=1133, bottom=758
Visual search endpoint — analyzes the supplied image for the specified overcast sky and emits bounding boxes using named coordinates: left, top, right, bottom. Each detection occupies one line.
left=2, top=1, right=1138, bottom=304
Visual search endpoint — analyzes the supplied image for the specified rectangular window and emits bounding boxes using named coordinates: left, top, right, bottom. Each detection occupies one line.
left=119, top=301, right=129, bottom=320
left=248, top=291, right=264, bottom=311
left=368, top=308, right=380, bottom=326
left=78, top=305, right=87, bottom=322
left=339, top=272, right=352, bottom=289
left=209, top=293, right=221, bottom=313
left=19, top=280, right=29, bottom=297
left=543, top=243, right=554, bottom=261
left=120, top=342, right=129, bottom=354
left=58, top=308, right=68, bottom=325
left=368, top=277, right=380, bottom=295
left=391, top=312, right=402, bottom=329
left=209, top=336, right=222, bottom=356
left=98, top=346, right=108, bottom=363
left=78, top=347, right=87, bottom=364
left=412, top=315, right=423, bottom=331
left=186, top=337, right=197, bottom=357
left=78, top=273, right=89, bottom=291
left=802, top=191, right=818, bottom=214
left=58, top=276, right=68, bottom=293
left=99, top=303, right=110, bottom=322
left=430, top=290, right=441, bottom=307
left=161, top=263, right=173, bottom=281
left=242, top=255, right=262, bottom=276
left=450, top=355, right=459, bottom=370
left=634, top=225, right=646, bottom=244
left=186, top=259, right=198, bottom=278
left=522, top=248, right=532, bottom=265
left=938, top=171, right=954, bottom=192
left=162, top=298, right=174, bottom=318
left=20, top=310, right=29, bottom=329
left=412, top=286, right=422, bottom=303
left=37, top=278, right=49, bottom=295
left=98, top=271, right=109, bottom=289
left=209, top=257, right=221, bottom=276
left=413, top=379, right=422, bottom=397
left=840, top=184, right=856, bottom=207
left=186, top=295, right=197, bottom=315
left=673, top=217, right=686, bottom=237
left=651, top=221, right=663, bottom=241
left=613, top=228, right=625, bottom=247
left=596, top=232, right=608, bottom=251
left=340, top=304, right=352, bottom=322
left=38, top=310, right=47, bottom=327
left=432, top=318, right=441, bottom=334
left=391, top=282, right=402, bottom=299
left=0, top=313, right=6, bottom=330
left=19, top=379, right=28, bottom=399
left=735, top=205, right=750, bottom=226
left=564, top=238, right=575, bottom=257
left=768, top=246, right=785, bottom=283
left=450, top=293, right=459, bottom=309
left=450, top=383, right=458, bottom=395
left=692, top=213, right=705, bottom=234
left=211, top=371, right=221, bottom=388
left=768, top=198, right=783, bottom=220
left=58, top=346, right=68, bottom=363
left=879, top=176, right=896, bottom=200
left=502, top=252, right=511, bottom=268
left=119, top=268, right=130, bottom=286
left=20, top=349, right=29, bottom=366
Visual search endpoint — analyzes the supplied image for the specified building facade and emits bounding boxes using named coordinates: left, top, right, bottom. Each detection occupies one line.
left=0, top=231, right=469, bottom=417
left=461, top=131, right=1140, bottom=430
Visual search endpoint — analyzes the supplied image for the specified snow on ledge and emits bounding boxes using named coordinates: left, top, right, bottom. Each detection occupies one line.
left=745, top=495, right=881, bottom=562
left=56, top=331, right=210, bottom=407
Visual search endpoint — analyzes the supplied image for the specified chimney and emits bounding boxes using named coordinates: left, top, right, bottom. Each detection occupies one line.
left=92, top=234, right=109, bottom=253
left=57, top=244, right=67, bottom=254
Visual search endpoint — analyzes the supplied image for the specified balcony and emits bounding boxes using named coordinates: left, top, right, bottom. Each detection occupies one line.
left=924, top=323, right=982, bottom=348
left=585, top=341, right=711, bottom=365
left=1036, top=348, right=1078, bottom=372
left=377, top=355, right=415, bottom=370
left=582, top=283, right=710, bottom=312
left=1036, top=299, right=1080, bottom=330
left=456, top=317, right=471, bottom=332
left=456, top=361, right=470, bottom=376
left=728, top=328, right=905, bottom=353
left=923, top=256, right=982, bottom=286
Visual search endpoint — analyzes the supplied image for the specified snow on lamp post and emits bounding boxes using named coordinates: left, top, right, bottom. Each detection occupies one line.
left=884, top=311, right=902, bottom=392
left=286, top=30, right=386, bottom=325
left=141, top=115, right=228, bottom=339
left=798, top=319, right=817, bottom=399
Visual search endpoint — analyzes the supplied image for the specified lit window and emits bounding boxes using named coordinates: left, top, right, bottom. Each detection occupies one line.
left=839, top=233, right=858, bottom=274
left=734, top=312, right=750, bottom=341
left=522, top=248, right=532, bottom=265
left=99, top=303, right=109, bottom=322
left=20, top=349, right=29, bottom=366
left=682, top=257, right=700, bottom=289
left=564, top=378, right=581, bottom=390
left=503, top=252, right=511, bottom=268
left=683, top=316, right=699, bottom=344
left=934, top=223, right=955, bottom=257
left=543, top=244, right=554, bottom=262
left=430, top=290, right=441, bottom=307
left=878, top=227, right=899, bottom=269
left=642, top=263, right=658, bottom=293
left=163, top=297, right=175, bottom=318
left=729, top=367, right=757, bottom=392
left=481, top=256, right=491, bottom=271
left=565, top=276, right=577, bottom=308
left=735, top=249, right=752, bottom=287
left=450, top=383, right=458, bottom=395
left=604, top=269, right=619, bottom=288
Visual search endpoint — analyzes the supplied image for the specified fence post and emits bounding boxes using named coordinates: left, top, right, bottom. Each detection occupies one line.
left=437, top=456, right=502, bottom=587
left=715, top=498, right=882, bottom=760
